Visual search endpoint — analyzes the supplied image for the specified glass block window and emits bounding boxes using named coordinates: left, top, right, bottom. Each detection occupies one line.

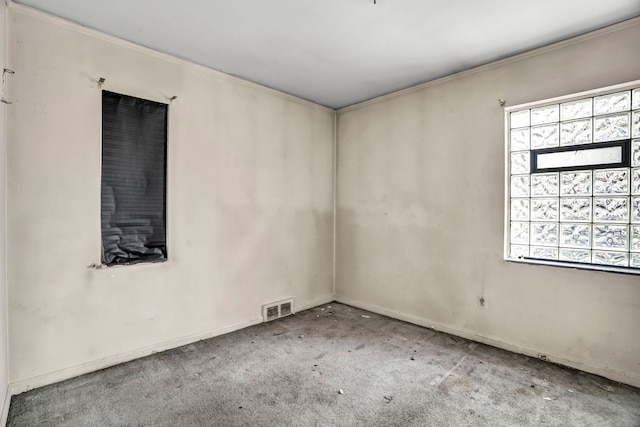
left=506, top=80, right=640, bottom=273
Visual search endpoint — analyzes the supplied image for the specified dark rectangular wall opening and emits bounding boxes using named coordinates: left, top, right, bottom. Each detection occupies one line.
left=530, top=139, right=630, bottom=173
left=101, top=91, right=168, bottom=265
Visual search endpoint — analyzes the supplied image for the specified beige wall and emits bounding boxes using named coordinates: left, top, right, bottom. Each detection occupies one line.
left=7, top=7, right=334, bottom=390
left=0, top=0, right=8, bottom=423
left=336, top=19, right=640, bottom=387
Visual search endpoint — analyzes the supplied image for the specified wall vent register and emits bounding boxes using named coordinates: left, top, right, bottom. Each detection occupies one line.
left=262, top=298, right=294, bottom=322
left=505, top=81, right=640, bottom=273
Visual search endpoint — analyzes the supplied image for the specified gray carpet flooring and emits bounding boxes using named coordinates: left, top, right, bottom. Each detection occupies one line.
left=7, top=303, right=640, bottom=426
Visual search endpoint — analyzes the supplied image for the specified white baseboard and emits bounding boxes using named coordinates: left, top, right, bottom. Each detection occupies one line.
left=1, top=383, right=10, bottom=427
left=10, top=315, right=264, bottom=395
left=9, top=295, right=336, bottom=396
left=334, top=294, right=640, bottom=389
left=294, top=294, right=334, bottom=313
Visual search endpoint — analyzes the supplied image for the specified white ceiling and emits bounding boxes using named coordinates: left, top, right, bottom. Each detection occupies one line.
left=14, top=0, right=640, bottom=109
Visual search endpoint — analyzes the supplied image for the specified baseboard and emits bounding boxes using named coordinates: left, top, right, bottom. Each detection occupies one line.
left=294, top=294, right=334, bottom=313
left=10, top=315, right=264, bottom=395
left=334, top=294, right=640, bottom=389
left=1, top=383, right=10, bottom=427
left=9, top=295, right=335, bottom=396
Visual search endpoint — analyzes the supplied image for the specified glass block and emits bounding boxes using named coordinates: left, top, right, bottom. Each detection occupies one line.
left=631, top=197, right=640, bottom=223
left=592, top=251, right=628, bottom=267
left=593, top=91, right=630, bottom=115
left=560, top=171, right=591, bottom=196
left=633, top=88, right=640, bottom=110
left=593, top=224, right=628, bottom=250
left=632, top=168, right=640, bottom=195
left=530, top=246, right=558, bottom=260
left=560, top=198, right=591, bottom=222
left=510, top=110, right=530, bottom=128
left=530, top=198, right=558, bottom=221
left=511, top=175, right=530, bottom=197
left=593, top=168, right=629, bottom=195
left=594, top=113, right=630, bottom=142
left=510, top=198, right=529, bottom=221
left=531, top=104, right=559, bottom=125
left=633, top=111, right=640, bottom=138
left=510, top=128, right=530, bottom=151
left=510, top=151, right=530, bottom=174
left=560, top=119, right=592, bottom=146
left=531, top=173, right=559, bottom=197
left=593, top=197, right=629, bottom=223
left=560, top=223, right=590, bottom=248
left=510, top=244, right=529, bottom=259
left=561, top=98, right=592, bottom=121
left=632, top=139, right=640, bottom=167
left=531, top=222, right=558, bottom=246
left=631, top=253, right=640, bottom=268
left=531, top=124, right=559, bottom=148
left=631, top=226, right=640, bottom=252
left=510, top=222, right=529, bottom=244
left=559, top=248, right=590, bottom=263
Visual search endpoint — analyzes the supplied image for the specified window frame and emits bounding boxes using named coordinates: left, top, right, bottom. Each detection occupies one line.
left=504, top=79, right=640, bottom=275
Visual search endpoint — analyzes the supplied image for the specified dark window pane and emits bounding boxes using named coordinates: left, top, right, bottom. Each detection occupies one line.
left=101, top=91, right=167, bottom=265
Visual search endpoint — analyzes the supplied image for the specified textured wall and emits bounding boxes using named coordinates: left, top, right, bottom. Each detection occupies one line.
left=7, top=7, right=334, bottom=388
left=336, top=19, right=640, bottom=387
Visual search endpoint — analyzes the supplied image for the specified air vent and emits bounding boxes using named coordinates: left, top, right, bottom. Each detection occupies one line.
left=280, top=301, right=292, bottom=316
left=262, top=298, right=294, bottom=322
left=266, top=306, right=279, bottom=321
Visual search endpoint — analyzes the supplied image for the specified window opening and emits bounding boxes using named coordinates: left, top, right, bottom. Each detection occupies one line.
left=506, top=82, right=640, bottom=272
left=101, top=91, right=168, bottom=265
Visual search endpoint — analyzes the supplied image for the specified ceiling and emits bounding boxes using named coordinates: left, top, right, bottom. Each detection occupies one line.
left=14, top=0, right=640, bottom=109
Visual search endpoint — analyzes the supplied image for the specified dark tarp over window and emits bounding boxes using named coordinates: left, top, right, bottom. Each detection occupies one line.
left=101, top=91, right=168, bottom=265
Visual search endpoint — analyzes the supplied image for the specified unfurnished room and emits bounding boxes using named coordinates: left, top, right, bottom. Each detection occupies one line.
left=0, top=0, right=639, bottom=426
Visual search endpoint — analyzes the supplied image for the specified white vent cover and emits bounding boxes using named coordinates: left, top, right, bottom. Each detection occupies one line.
left=262, top=298, right=294, bottom=322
